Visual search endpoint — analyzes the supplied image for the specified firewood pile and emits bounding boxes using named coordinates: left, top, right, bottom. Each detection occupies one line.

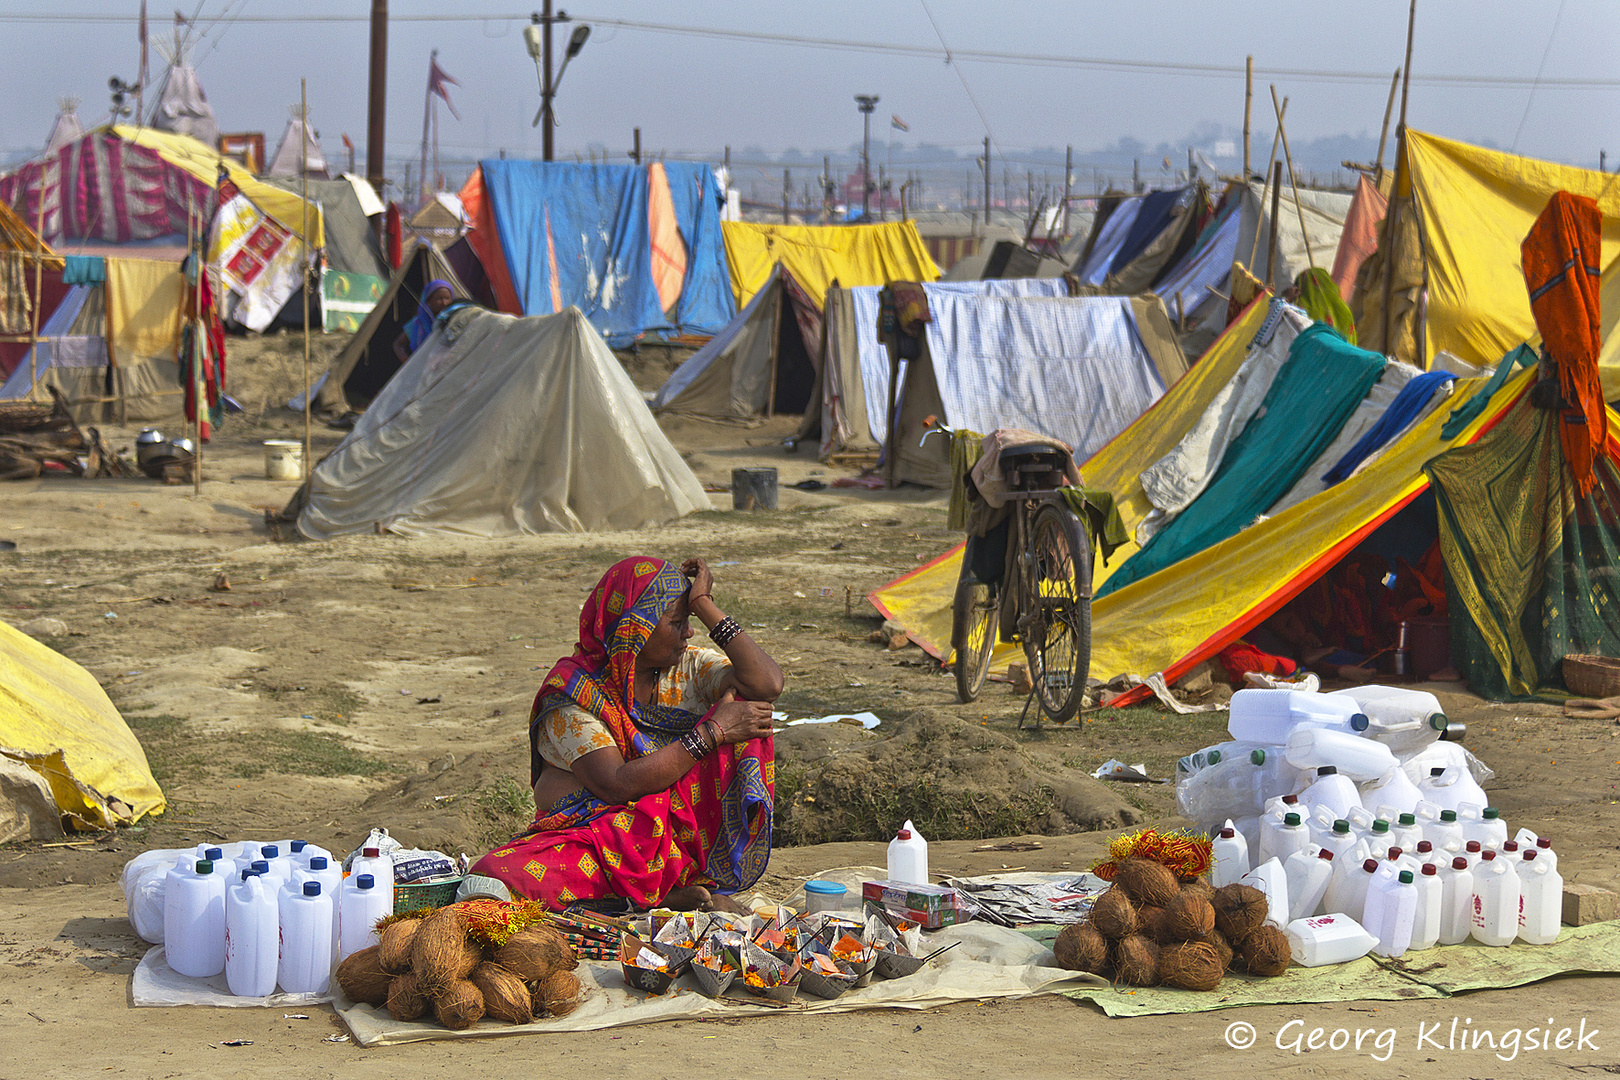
left=0, top=390, right=134, bottom=481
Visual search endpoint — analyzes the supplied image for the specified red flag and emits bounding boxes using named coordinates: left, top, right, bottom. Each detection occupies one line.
left=427, top=54, right=461, bottom=121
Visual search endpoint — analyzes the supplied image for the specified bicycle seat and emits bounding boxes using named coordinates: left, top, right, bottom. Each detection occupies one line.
left=999, top=442, right=1060, bottom=461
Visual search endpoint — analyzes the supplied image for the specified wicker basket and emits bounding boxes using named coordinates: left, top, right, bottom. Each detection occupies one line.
left=1561, top=654, right=1620, bottom=698
left=392, top=876, right=464, bottom=914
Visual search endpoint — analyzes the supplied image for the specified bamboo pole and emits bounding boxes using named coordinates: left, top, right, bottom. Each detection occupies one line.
left=25, top=178, right=45, bottom=396
left=1243, top=56, right=1253, bottom=178
left=1270, top=85, right=1315, bottom=270
left=301, top=78, right=312, bottom=481
left=1382, top=0, right=1418, bottom=354
left=1246, top=97, right=1287, bottom=270
left=1373, top=68, right=1400, bottom=184
left=188, top=197, right=201, bottom=494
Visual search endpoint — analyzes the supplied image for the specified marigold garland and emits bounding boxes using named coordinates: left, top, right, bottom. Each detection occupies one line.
left=447, top=898, right=548, bottom=947
left=1090, top=827, right=1212, bottom=882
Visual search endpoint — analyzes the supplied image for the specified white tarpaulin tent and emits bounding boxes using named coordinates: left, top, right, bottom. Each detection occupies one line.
left=296, top=306, right=710, bottom=538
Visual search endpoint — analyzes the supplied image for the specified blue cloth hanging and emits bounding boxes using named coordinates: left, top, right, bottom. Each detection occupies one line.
left=62, top=255, right=106, bottom=286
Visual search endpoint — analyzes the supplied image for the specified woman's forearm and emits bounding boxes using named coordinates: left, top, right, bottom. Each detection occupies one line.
left=689, top=595, right=784, bottom=699
left=574, top=740, right=699, bottom=805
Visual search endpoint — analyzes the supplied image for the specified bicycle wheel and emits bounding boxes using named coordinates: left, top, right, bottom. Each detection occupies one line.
left=952, top=578, right=999, bottom=702
left=1022, top=503, right=1092, bottom=723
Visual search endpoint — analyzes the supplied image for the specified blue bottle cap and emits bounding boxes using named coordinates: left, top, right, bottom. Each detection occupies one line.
left=309, top=856, right=328, bottom=870
left=260, top=844, right=279, bottom=859
left=303, top=881, right=321, bottom=897
left=1350, top=713, right=1369, bottom=731
left=241, top=868, right=261, bottom=881
left=357, top=873, right=375, bottom=890
left=204, top=847, right=223, bottom=861
left=290, top=840, right=307, bottom=853
left=251, top=860, right=270, bottom=874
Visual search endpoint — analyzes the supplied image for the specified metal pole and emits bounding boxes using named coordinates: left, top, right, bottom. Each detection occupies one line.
left=541, top=0, right=555, bottom=161
left=861, top=109, right=872, bottom=219
left=782, top=169, right=790, bottom=223
left=1374, top=69, right=1400, bottom=183
left=1063, top=145, right=1072, bottom=237
left=982, top=135, right=990, bottom=226
left=1243, top=56, right=1253, bottom=177
left=366, top=0, right=387, bottom=240
left=1270, top=85, right=1316, bottom=270
left=631, top=127, right=641, bottom=164
left=823, top=155, right=830, bottom=222
left=419, top=52, right=433, bottom=206
left=302, top=78, right=312, bottom=482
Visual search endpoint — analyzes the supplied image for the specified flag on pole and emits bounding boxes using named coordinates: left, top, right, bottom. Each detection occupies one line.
left=428, top=54, right=462, bottom=121
left=891, top=114, right=909, bottom=132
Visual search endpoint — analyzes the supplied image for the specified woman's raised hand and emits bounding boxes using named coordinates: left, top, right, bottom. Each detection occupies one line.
left=680, top=556, right=714, bottom=600
left=709, top=689, right=773, bottom=745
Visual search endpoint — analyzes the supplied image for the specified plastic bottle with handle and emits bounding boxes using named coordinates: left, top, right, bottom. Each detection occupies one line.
left=1228, top=689, right=1369, bottom=742
left=1437, top=857, right=1475, bottom=945
left=224, top=869, right=279, bottom=997
left=1365, top=868, right=1418, bottom=958
left=1285, top=727, right=1398, bottom=782
left=350, top=846, right=395, bottom=897
left=1408, top=863, right=1443, bottom=951
left=1286, top=913, right=1379, bottom=966
left=1211, top=820, right=1251, bottom=888
left=1283, top=846, right=1335, bottom=921
left=1513, top=829, right=1557, bottom=871
left=1516, top=849, right=1562, bottom=945
left=164, top=859, right=226, bottom=978
left=1469, top=851, right=1520, bottom=947
left=886, top=820, right=928, bottom=885
left=1326, top=686, right=1448, bottom=753
left=278, top=881, right=334, bottom=994
left=1418, top=765, right=1489, bottom=812
left=1297, top=766, right=1363, bottom=821
left=1258, top=811, right=1312, bottom=868
left=1361, top=764, right=1424, bottom=819
left=1239, top=857, right=1291, bottom=930
left=339, top=873, right=394, bottom=961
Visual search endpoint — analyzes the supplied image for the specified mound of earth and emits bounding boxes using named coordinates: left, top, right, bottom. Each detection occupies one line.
left=773, top=709, right=1142, bottom=846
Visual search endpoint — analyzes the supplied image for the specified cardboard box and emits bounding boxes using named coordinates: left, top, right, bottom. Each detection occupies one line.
left=862, top=880, right=973, bottom=929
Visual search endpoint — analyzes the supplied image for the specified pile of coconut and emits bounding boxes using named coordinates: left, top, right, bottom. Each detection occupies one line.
left=336, top=902, right=584, bottom=1029
left=1051, top=858, right=1288, bottom=990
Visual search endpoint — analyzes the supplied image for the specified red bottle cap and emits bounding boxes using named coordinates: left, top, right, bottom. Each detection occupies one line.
left=1362, top=858, right=1379, bottom=873
left=1452, top=857, right=1469, bottom=870
left=363, top=847, right=380, bottom=858
left=897, top=830, right=912, bottom=840
left=1421, top=863, right=1438, bottom=876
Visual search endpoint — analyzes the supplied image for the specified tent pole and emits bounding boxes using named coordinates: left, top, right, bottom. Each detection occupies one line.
left=302, top=78, right=313, bottom=482
left=1397, top=0, right=1416, bottom=140
left=1270, top=85, right=1316, bottom=270
left=1243, top=56, right=1253, bottom=178
left=1267, top=161, right=1282, bottom=285
left=1373, top=68, right=1400, bottom=184
left=1245, top=96, right=1285, bottom=271
left=765, top=272, right=783, bottom=418
left=25, top=176, right=45, bottom=397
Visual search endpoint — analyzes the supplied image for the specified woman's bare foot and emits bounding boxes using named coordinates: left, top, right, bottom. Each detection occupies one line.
left=698, top=892, right=749, bottom=915
left=662, top=885, right=712, bottom=911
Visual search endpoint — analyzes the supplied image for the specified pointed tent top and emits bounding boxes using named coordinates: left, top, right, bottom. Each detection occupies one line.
left=267, top=106, right=328, bottom=180
left=147, top=61, right=218, bottom=147
left=44, top=98, right=84, bottom=154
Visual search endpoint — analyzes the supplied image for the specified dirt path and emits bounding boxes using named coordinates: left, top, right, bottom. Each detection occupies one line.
left=1, top=334, right=1618, bottom=1075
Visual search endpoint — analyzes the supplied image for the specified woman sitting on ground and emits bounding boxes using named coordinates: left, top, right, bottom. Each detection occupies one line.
left=392, top=279, right=461, bottom=364
left=469, top=556, right=781, bottom=912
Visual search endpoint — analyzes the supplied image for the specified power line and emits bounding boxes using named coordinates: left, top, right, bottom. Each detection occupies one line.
left=3, top=9, right=1619, bottom=90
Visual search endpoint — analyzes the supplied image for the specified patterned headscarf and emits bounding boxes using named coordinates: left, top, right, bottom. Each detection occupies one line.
left=530, top=557, right=690, bottom=782
left=404, top=279, right=456, bottom=352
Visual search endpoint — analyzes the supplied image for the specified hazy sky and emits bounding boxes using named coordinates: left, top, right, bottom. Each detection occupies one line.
left=1, top=0, right=1616, bottom=179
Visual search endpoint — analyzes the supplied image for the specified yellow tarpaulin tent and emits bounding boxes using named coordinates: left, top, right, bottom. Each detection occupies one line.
left=1361, top=130, right=1620, bottom=383
left=112, top=125, right=324, bottom=247
left=720, top=221, right=938, bottom=309
left=871, top=299, right=1535, bottom=697
left=0, top=619, right=164, bottom=829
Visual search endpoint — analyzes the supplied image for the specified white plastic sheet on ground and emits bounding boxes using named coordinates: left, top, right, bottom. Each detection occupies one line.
left=132, top=946, right=332, bottom=1008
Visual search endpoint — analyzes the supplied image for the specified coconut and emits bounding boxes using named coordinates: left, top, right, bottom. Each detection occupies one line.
left=1052, top=923, right=1108, bottom=973
left=378, top=917, right=422, bottom=974
left=1211, top=883, right=1268, bottom=942
left=532, top=970, right=582, bottom=1018
left=410, top=907, right=482, bottom=996
left=385, top=973, right=429, bottom=1022
left=1136, top=904, right=1167, bottom=943
left=433, top=978, right=487, bottom=1031
left=1110, top=934, right=1160, bottom=987
left=470, top=962, right=533, bottom=1025
left=1203, top=928, right=1235, bottom=971
left=1180, top=878, right=1215, bottom=904
left=335, top=945, right=393, bottom=1006
left=1114, top=858, right=1181, bottom=908
left=1161, top=893, right=1216, bottom=943
left=1238, top=925, right=1291, bottom=977
left=1159, top=940, right=1224, bottom=991
left=1088, top=887, right=1138, bottom=940
left=489, top=924, right=576, bottom=981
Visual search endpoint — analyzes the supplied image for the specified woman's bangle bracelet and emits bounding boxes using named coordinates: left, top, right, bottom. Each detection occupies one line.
left=680, top=728, right=712, bottom=761
left=709, top=615, right=743, bottom=648
left=703, top=719, right=722, bottom=751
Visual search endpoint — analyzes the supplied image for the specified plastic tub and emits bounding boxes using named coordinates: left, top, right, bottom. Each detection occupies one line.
left=803, top=880, right=848, bottom=915
left=263, top=440, right=305, bottom=481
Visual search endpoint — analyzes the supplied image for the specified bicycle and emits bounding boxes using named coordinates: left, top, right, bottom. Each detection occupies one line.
left=927, top=418, right=1094, bottom=725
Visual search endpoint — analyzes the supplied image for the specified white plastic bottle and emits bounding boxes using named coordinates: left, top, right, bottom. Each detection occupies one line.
left=1211, top=821, right=1251, bottom=888
left=1317, top=818, right=1359, bottom=860
left=1388, top=813, right=1424, bottom=856
left=292, top=856, right=343, bottom=964
left=1247, top=747, right=1307, bottom=806
left=1457, top=840, right=1483, bottom=871
left=1438, top=857, right=1475, bottom=945
left=886, top=820, right=928, bottom=884
left=1361, top=765, right=1424, bottom=818
left=1498, top=839, right=1522, bottom=863
left=1239, top=857, right=1291, bottom=930
left=1469, top=851, right=1520, bottom=947
left=256, top=844, right=295, bottom=887
left=1400, top=739, right=1480, bottom=787
left=1343, top=857, right=1381, bottom=925
left=1423, top=810, right=1465, bottom=853
left=286, top=840, right=334, bottom=870
left=1327, top=686, right=1448, bottom=753
left=1228, top=688, right=1370, bottom=742
left=1284, top=846, right=1335, bottom=921
left=1232, top=814, right=1262, bottom=866
left=1418, top=765, right=1489, bottom=812
left=1409, top=863, right=1442, bottom=950
left=1298, top=766, right=1363, bottom=821
left=1516, top=850, right=1562, bottom=945
left=1259, top=811, right=1312, bottom=868
left=164, top=859, right=226, bottom=978
left=1366, top=868, right=1418, bottom=958
left=224, top=870, right=280, bottom=997
left=278, top=880, right=335, bottom=994
left=339, top=873, right=394, bottom=961
left=350, top=846, right=396, bottom=897
left=1285, top=727, right=1397, bottom=781
left=1513, top=829, right=1557, bottom=871
left=1321, top=842, right=1369, bottom=919
left=1286, top=913, right=1379, bottom=966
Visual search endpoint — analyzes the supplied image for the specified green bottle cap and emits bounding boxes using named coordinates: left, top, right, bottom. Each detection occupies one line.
left=1440, top=810, right=1457, bottom=822
left=1482, top=807, right=1499, bottom=820
left=1332, top=820, right=1350, bottom=834
left=1399, top=813, right=1416, bottom=825
left=1250, top=748, right=1267, bottom=765
left=196, top=860, right=213, bottom=874
left=1207, top=750, right=1222, bottom=765
left=1371, top=820, right=1390, bottom=834
left=1398, top=870, right=1413, bottom=884
left=1284, top=812, right=1300, bottom=826
left=1429, top=713, right=1449, bottom=731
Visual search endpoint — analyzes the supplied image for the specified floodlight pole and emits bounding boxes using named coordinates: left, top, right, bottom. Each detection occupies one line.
left=855, top=95, right=878, bottom=220
left=366, top=0, right=387, bottom=244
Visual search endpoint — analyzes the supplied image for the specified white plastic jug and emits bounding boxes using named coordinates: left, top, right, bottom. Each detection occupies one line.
left=1399, top=739, right=1481, bottom=787
left=1388, top=813, right=1424, bottom=856
left=1286, top=913, right=1379, bottom=966
left=1228, top=689, right=1369, bottom=742
left=224, top=871, right=279, bottom=997
left=278, top=880, right=335, bottom=994
left=339, top=873, right=394, bottom=960
left=1516, top=850, right=1562, bottom=945
left=1513, top=829, right=1557, bottom=871
left=1239, top=857, right=1290, bottom=930
left=1285, top=727, right=1397, bottom=782
left=285, top=840, right=334, bottom=870
left=1409, top=863, right=1443, bottom=951
left=349, top=846, right=396, bottom=896
left=1247, top=747, right=1307, bottom=806
left=1419, top=765, right=1489, bottom=812
left=1462, top=808, right=1507, bottom=851
left=1438, top=857, right=1475, bottom=945
left=1342, top=857, right=1382, bottom=925
left=1364, top=868, right=1418, bottom=958
left=289, top=856, right=342, bottom=964
left=886, top=820, right=928, bottom=884
left=164, top=859, right=226, bottom=978
left=1321, top=843, right=1369, bottom=920
left=1258, top=811, right=1311, bottom=867
left=1284, top=846, right=1335, bottom=921
left=1327, top=685, right=1447, bottom=752
left=1469, top=851, right=1520, bottom=947
left=1317, top=818, right=1360, bottom=863
left=1211, top=820, right=1251, bottom=888
left=1297, top=766, right=1363, bottom=821
left=1231, top=814, right=1262, bottom=866
left=1361, top=765, right=1424, bottom=818
left=1422, top=809, right=1465, bottom=853
left=255, top=844, right=295, bottom=887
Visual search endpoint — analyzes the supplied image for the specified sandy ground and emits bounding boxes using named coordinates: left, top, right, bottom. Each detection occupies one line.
left=1, top=331, right=1618, bottom=1077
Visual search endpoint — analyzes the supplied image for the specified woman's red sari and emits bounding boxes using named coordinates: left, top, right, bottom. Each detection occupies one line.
left=469, top=558, right=773, bottom=908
